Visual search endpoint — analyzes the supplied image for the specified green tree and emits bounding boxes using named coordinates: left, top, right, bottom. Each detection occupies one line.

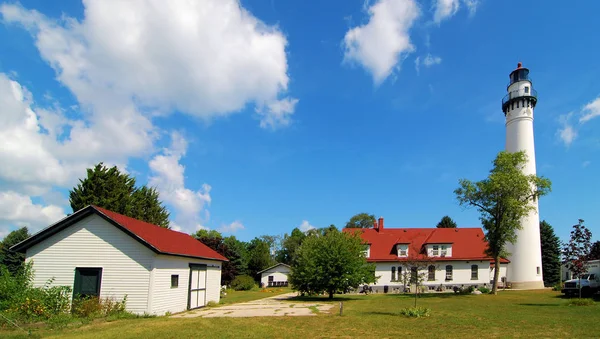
left=540, top=220, right=561, bottom=287
left=289, top=230, right=376, bottom=299
left=0, top=227, right=30, bottom=275
left=247, top=237, right=274, bottom=279
left=224, top=235, right=249, bottom=276
left=563, top=219, right=592, bottom=298
left=192, top=230, right=243, bottom=285
left=277, top=228, right=307, bottom=265
left=588, top=241, right=600, bottom=260
left=436, top=215, right=457, bottom=228
left=69, top=163, right=170, bottom=228
left=345, top=213, right=376, bottom=229
left=454, top=151, right=551, bottom=295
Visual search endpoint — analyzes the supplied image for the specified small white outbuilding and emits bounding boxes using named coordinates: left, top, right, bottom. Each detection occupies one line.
left=258, top=263, right=291, bottom=288
left=12, top=205, right=228, bottom=316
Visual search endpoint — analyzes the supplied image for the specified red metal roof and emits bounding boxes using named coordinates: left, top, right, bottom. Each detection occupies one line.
left=94, top=206, right=228, bottom=261
left=344, top=227, right=509, bottom=263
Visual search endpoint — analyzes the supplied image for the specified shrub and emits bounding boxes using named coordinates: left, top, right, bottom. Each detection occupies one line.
left=566, top=298, right=595, bottom=307
left=478, top=287, right=490, bottom=294
left=552, top=282, right=564, bottom=291
left=230, top=275, right=256, bottom=291
left=400, top=306, right=431, bottom=318
left=72, top=295, right=128, bottom=318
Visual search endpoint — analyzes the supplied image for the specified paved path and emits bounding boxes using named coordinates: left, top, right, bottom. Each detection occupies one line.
left=171, top=292, right=334, bottom=318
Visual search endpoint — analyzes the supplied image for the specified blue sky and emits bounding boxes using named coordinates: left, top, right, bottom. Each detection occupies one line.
left=0, top=0, right=598, bottom=244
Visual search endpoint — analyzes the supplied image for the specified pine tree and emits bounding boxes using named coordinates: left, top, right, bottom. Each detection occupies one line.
left=436, top=216, right=457, bottom=228
left=539, top=220, right=561, bottom=286
left=0, top=227, right=30, bottom=275
left=69, top=163, right=170, bottom=228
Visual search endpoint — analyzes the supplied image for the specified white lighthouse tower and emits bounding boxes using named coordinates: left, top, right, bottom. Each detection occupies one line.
left=502, top=62, right=544, bottom=289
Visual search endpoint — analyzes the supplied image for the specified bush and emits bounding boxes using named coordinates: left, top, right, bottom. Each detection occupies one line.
left=566, top=298, right=595, bottom=307
left=72, top=295, right=128, bottom=318
left=478, top=287, right=490, bottom=294
left=230, top=275, right=256, bottom=291
left=400, top=306, right=431, bottom=318
left=552, top=282, right=564, bottom=291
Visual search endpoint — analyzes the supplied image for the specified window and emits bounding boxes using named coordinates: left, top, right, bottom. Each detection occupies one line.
left=471, top=265, right=478, bottom=280
left=268, top=276, right=274, bottom=282
left=536, top=266, right=541, bottom=275
left=428, top=265, right=435, bottom=281
left=391, top=266, right=396, bottom=281
left=399, top=247, right=407, bottom=256
left=432, top=245, right=439, bottom=256
left=171, top=274, right=179, bottom=288
left=445, top=265, right=453, bottom=281
left=410, top=267, right=418, bottom=284
left=398, top=266, right=402, bottom=281
left=74, top=268, right=102, bottom=298
left=524, top=86, right=529, bottom=94
left=440, top=245, right=447, bottom=257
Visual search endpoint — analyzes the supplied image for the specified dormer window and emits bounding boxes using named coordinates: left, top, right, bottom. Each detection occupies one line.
left=441, top=245, right=447, bottom=257
left=397, top=244, right=408, bottom=257
left=363, top=245, right=370, bottom=258
left=432, top=245, right=439, bottom=256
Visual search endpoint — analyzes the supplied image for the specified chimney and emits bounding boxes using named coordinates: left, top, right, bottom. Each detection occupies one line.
left=378, top=217, right=384, bottom=231
left=373, top=220, right=378, bottom=231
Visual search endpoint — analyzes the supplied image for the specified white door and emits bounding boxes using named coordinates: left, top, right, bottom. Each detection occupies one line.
left=188, top=264, right=207, bottom=309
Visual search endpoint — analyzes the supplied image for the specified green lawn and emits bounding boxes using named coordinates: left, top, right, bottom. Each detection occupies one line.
left=217, top=286, right=293, bottom=305
left=2, top=290, right=598, bottom=338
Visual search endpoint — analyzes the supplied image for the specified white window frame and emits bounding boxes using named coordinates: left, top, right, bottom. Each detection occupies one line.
left=441, top=245, right=447, bottom=257
left=432, top=245, right=439, bottom=256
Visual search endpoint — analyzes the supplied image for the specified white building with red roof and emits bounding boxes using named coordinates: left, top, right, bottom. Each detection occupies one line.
left=345, top=217, right=509, bottom=292
left=11, top=205, right=228, bottom=315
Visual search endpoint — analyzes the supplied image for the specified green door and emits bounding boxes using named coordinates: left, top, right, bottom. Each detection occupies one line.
left=73, top=268, right=102, bottom=298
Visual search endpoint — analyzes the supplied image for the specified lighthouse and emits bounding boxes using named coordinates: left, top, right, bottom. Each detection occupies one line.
left=502, top=62, right=544, bottom=289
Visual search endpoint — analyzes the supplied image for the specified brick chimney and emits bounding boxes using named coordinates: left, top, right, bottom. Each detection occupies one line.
left=378, top=217, right=384, bottom=231
left=373, top=220, right=378, bottom=231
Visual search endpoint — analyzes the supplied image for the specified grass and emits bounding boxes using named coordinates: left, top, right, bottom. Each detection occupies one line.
left=217, top=287, right=292, bottom=305
left=1, top=290, right=598, bottom=338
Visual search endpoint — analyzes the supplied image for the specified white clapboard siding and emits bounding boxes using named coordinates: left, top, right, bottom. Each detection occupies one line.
left=149, top=255, right=222, bottom=315
left=260, top=265, right=290, bottom=286
left=26, top=214, right=154, bottom=314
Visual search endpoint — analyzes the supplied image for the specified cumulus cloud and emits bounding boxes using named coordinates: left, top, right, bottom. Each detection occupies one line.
left=433, top=0, right=460, bottom=24
left=557, top=112, right=577, bottom=147
left=343, top=0, right=420, bottom=84
left=218, top=221, right=245, bottom=234
left=299, top=220, right=315, bottom=232
left=0, top=191, right=66, bottom=233
left=149, top=132, right=212, bottom=234
left=0, top=1, right=296, bottom=233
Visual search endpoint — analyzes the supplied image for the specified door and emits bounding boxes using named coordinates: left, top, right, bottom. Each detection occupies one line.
left=73, top=268, right=102, bottom=298
left=188, top=264, right=207, bottom=309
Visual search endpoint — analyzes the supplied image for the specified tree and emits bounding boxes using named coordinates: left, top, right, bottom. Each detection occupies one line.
left=289, top=230, right=376, bottom=299
left=454, top=151, right=551, bottom=295
left=436, top=216, right=457, bottom=228
left=0, top=227, right=30, bottom=275
left=193, top=230, right=243, bottom=285
left=563, top=219, right=592, bottom=298
left=540, top=220, right=561, bottom=287
left=277, top=228, right=307, bottom=265
left=588, top=241, right=600, bottom=260
left=70, top=163, right=170, bottom=228
left=345, top=213, right=376, bottom=229
left=247, top=237, right=275, bottom=279
left=397, top=245, right=437, bottom=307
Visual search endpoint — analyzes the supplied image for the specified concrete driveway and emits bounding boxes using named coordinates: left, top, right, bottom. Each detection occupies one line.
left=171, top=293, right=334, bottom=318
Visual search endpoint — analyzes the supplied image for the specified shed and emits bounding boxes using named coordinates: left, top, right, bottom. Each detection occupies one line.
left=11, top=205, right=228, bottom=315
left=258, top=263, right=291, bottom=287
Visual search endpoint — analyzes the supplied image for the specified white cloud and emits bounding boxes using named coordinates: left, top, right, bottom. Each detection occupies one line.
left=463, top=0, right=480, bottom=17
left=0, top=1, right=296, bottom=232
left=299, top=220, right=316, bottom=232
left=580, top=97, right=600, bottom=123
left=582, top=161, right=591, bottom=168
left=0, top=1, right=297, bottom=129
left=433, top=0, right=460, bottom=24
left=218, top=221, right=245, bottom=234
left=415, top=53, right=442, bottom=73
left=342, top=0, right=420, bottom=84
left=0, top=191, right=66, bottom=234
left=149, top=132, right=212, bottom=234
left=557, top=112, right=577, bottom=147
